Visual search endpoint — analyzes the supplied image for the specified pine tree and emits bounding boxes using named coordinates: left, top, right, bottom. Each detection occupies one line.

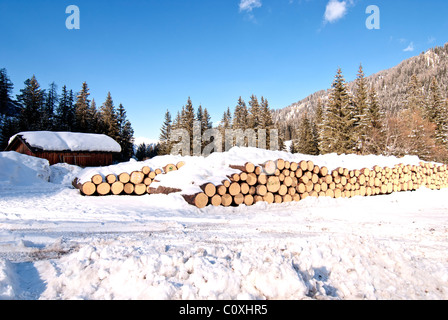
left=201, top=107, right=212, bottom=132
left=159, top=109, right=172, bottom=155
left=292, top=113, right=319, bottom=155
left=16, top=75, right=46, bottom=131
left=200, top=107, right=213, bottom=153
left=315, top=98, right=324, bottom=154
left=233, top=97, right=248, bottom=129
left=116, top=103, right=134, bottom=161
left=196, top=104, right=204, bottom=127
left=55, top=85, right=76, bottom=131
left=225, top=107, right=232, bottom=128
left=74, top=82, right=91, bottom=132
left=0, top=68, right=14, bottom=116
left=406, top=74, right=425, bottom=112
left=260, top=96, right=275, bottom=149
left=41, top=82, right=58, bottom=131
left=219, top=107, right=232, bottom=151
left=248, top=95, right=261, bottom=129
left=0, top=68, right=17, bottom=149
left=172, top=110, right=182, bottom=131
left=400, top=107, right=437, bottom=161
left=260, top=97, right=273, bottom=129
left=427, top=77, right=448, bottom=148
left=180, top=97, right=196, bottom=154
left=0, top=115, right=18, bottom=150
left=353, top=64, right=369, bottom=154
left=89, top=98, right=101, bottom=133
left=321, top=68, right=356, bottom=155
left=363, top=87, right=385, bottom=155
left=135, top=143, right=149, bottom=161
left=99, top=92, right=119, bottom=139
left=183, top=97, right=195, bottom=136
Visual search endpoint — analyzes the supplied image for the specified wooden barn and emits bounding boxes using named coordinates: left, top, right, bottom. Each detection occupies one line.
left=5, top=131, right=122, bottom=167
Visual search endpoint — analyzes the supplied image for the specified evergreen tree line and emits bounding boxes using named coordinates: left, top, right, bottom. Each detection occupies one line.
left=157, top=95, right=285, bottom=156
left=0, top=68, right=134, bottom=161
left=291, top=65, right=448, bottom=163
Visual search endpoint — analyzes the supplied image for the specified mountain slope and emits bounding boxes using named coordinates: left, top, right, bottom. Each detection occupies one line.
left=274, top=42, right=448, bottom=140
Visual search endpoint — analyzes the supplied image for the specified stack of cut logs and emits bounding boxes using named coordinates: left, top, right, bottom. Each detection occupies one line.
left=182, top=159, right=448, bottom=209
left=73, top=161, right=185, bottom=196
left=73, top=157, right=448, bottom=209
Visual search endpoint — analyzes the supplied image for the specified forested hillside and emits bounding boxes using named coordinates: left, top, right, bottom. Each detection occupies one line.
left=274, top=43, right=448, bottom=133
left=275, top=43, right=448, bottom=163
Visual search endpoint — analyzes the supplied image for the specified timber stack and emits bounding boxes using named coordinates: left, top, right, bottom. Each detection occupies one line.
left=181, top=159, right=448, bottom=209
left=73, top=157, right=448, bottom=209
left=73, top=161, right=185, bottom=196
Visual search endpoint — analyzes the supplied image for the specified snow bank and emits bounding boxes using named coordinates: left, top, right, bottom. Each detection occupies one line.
left=0, top=152, right=51, bottom=186
left=0, top=259, right=18, bottom=299
left=0, top=151, right=83, bottom=188
left=9, top=131, right=121, bottom=153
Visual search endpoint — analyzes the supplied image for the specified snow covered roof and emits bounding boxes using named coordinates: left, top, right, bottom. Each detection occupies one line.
left=9, top=131, right=122, bottom=153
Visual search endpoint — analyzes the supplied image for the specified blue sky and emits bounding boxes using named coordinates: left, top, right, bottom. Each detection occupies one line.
left=1, top=0, right=447, bottom=139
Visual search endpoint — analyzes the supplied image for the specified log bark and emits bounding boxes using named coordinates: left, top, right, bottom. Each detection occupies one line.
left=147, top=186, right=182, bottom=195
left=230, top=162, right=255, bottom=173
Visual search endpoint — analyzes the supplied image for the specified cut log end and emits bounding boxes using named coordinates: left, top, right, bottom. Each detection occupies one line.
left=81, top=181, right=96, bottom=196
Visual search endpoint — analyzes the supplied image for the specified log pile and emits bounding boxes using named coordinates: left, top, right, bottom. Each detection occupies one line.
left=73, top=161, right=185, bottom=196
left=73, top=156, right=448, bottom=209
left=182, top=159, right=448, bottom=209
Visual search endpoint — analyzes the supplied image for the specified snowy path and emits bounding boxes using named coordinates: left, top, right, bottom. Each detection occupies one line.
left=1, top=184, right=448, bottom=300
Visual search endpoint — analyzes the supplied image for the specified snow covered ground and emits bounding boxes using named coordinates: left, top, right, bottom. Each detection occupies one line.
left=0, top=149, right=447, bottom=300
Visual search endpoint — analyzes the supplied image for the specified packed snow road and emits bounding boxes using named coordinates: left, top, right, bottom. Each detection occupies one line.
left=0, top=150, right=448, bottom=300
